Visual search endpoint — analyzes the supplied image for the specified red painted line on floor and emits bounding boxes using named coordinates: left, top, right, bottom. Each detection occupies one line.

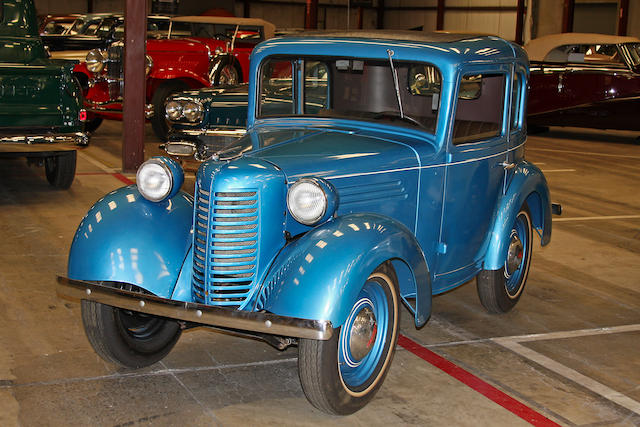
left=398, top=334, right=560, bottom=427
left=75, top=171, right=134, bottom=185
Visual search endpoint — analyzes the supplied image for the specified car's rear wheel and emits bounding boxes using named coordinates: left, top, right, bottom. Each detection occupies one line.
left=298, top=262, right=399, bottom=415
left=45, top=151, right=76, bottom=189
left=477, top=203, right=533, bottom=313
left=150, top=80, right=190, bottom=141
left=81, top=300, right=182, bottom=369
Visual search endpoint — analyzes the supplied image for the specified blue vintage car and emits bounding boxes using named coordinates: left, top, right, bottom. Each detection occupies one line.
left=58, top=31, right=555, bottom=414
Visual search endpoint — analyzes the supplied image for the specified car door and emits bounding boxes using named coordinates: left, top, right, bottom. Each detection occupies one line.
left=434, top=65, right=510, bottom=291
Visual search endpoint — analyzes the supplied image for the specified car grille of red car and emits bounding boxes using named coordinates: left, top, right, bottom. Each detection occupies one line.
left=192, top=185, right=259, bottom=308
left=106, top=44, right=124, bottom=100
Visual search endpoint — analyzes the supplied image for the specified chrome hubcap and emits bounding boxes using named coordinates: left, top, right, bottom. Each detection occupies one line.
left=349, top=306, right=377, bottom=361
left=506, top=232, right=524, bottom=276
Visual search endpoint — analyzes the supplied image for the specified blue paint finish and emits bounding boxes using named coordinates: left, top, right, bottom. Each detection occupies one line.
left=254, top=213, right=431, bottom=327
left=483, top=161, right=551, bottom=270
left=154, top=156, right=185, bottom=200
left=67, top=186, right=194, bottom=298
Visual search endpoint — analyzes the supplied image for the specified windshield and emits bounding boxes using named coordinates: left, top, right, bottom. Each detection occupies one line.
left=169, top=22, right=263, bottom=43
left=258, top=57, right=441, bottom=133
left=625, top=43, right=640, bottom=70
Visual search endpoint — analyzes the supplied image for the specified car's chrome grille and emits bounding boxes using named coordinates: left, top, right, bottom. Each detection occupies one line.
left=106, top=44, right=123, bottom=101
left=192, top=185, right=259, bottom=308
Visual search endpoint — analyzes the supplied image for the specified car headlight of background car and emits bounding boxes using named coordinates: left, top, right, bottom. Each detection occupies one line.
left=86, top=49, right=106, bottom=73
left=287, top=177, right=338, bottom=226
left=165, top=98, right=204, bottom=123
left=136, top=157, right=184, bottom=202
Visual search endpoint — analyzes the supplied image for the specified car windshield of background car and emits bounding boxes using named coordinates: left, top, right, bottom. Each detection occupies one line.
left=258, top=57, right=441, bottom=134
left=545, top=43, right=624, bottom=65
left=169, top=21, right=263, bottom=43
left=626, top=43, right=640, bottom=70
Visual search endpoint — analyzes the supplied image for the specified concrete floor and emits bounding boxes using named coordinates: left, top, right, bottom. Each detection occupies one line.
left=0, top=121, right=639, bottom=426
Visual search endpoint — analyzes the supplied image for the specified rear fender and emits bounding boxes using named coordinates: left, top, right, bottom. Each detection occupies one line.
left=67, top=186, right=194, bottom=298
left=255, top=213, right=432, bottom=328
left=483, top=161, right=551, bottom=270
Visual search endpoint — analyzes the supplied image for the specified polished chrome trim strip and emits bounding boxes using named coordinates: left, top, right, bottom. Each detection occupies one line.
left=0, top=132, right=88, bottom=146
left=56, top=277, right=333, bottom=340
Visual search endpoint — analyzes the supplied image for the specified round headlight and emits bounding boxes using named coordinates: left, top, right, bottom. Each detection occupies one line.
left=86, top=49, right=105, bottom=73
left=136, top=158, right=173, bottom=202
left=183, top=101, right=203, bottom=122
left=145, top=54, right=153, bottom=76
left=287, top=178, right=329, bottom=225
left=165, top=100, right=183, bottom=121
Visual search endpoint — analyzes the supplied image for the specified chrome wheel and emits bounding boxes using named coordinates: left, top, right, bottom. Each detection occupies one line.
left=219, top=64, right=239, bottom=85
left=504, top=210, right=531, bottom=299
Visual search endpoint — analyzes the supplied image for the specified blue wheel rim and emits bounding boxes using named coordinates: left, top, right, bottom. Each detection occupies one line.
left=504, top=212, right=530, bottom=297
left=338, top=278, right=390, bottom=390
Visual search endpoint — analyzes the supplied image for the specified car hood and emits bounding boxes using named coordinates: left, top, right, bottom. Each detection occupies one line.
left=147, top=38, right=217, bottom=54
left=245, top=126, right=425, bottom=182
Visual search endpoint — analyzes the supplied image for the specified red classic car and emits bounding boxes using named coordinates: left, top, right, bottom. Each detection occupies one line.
left=526, top=33, right=640, bottom=135
left=80, top=16, right=275, bottom=139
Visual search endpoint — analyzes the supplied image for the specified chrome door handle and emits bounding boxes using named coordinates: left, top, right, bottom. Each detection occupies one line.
left=501, top=162, right=516, bottom=170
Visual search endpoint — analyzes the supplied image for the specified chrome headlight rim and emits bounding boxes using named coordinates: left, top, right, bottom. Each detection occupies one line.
left=182, top=100, right=204, bottom=122
left=165, top=100, right=183, bottom=121
left=136, top=158, right=174, bottom=202
left=86, top=49, right=105, bottom=73
left=287, top=177, right=336, bottom=226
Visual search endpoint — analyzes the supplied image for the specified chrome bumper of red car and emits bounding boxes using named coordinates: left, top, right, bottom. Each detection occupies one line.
left=56, top=276, right=334, bottom=341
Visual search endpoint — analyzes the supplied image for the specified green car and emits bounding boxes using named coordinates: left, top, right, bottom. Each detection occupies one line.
left=0, top=0, right=88, bottom=189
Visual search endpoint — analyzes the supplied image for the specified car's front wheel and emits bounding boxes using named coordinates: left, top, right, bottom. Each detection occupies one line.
left=81, top=300, right=182, bottom=369
left=477, top=203, right=533, bottom=313
left=45, top=151, right=76, bottom=189
left=298, top=263, right=399, bottom=415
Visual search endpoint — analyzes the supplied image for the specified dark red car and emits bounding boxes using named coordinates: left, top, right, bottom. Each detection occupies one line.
left=80, top=16, right=275, bottom=139
left=526, top=33, right=640, bottom=135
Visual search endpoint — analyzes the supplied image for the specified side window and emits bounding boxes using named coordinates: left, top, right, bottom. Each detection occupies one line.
left=510, top=72, right=523, bottom=131
left=452, top=73, right=505, bottom=145
left=259, top=59, right=294, bottom=117
left=304, top=61, right=329, bottom=113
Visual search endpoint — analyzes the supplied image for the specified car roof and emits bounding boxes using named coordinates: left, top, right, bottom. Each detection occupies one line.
left=254, top=31, right=525, bottom=70
left=170, top=16, right=275, bottom=39
left=525, top=32, right=640, bottom=61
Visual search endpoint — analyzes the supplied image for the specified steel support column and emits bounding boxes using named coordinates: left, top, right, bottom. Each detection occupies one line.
left=305, top=0, right=318, bottom=29
left=122, top=0, right=147, bottom=172
left=436, top=0, right=445, bottom=31
left=377, top=0, right=384, bottom=29
left=617, top=0, right=629, bottom=36
left=562, top=0, right=574, bottom=33
left=515, top=0, right=525, bottom=44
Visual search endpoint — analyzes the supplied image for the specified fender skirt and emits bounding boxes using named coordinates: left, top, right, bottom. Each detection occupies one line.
left=254, top=213, right=432, bottom=328
left=483, top=161, right=552, bottom=271
left=67, top=186, right=194, bottom=298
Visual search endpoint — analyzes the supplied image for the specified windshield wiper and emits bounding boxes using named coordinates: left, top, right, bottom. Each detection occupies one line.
left=386, top=49, right=404, bottom=118
left=372, top=111, right=426, bottom=129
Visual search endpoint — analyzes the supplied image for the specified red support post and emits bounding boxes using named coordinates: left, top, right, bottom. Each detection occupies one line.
left=618, top=0, right=629, bottom=36
left=122, top=0, right=147, bottom=172
left=377, top=0, right=384, bottom=29
left=305, top=0, right=318, bottom=29
left=562, top=0, right=575, bottom=33
left=436, top=0, right=445, bottom=31
left=357, top=6, right=363, bottom=29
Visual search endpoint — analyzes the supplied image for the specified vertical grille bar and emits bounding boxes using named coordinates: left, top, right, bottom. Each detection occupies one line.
left=192, top=188, right=259, bottom=308
left=106, top=44, right=123, bottom=100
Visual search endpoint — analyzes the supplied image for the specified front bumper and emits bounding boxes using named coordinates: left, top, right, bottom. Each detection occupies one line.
left=165, top=128, right=246, bottom=160
left=56, top=277, right=333, bottom=341
left=88, top=102, right=155, bottom=119
left=0, top=132, right=89, bottom=154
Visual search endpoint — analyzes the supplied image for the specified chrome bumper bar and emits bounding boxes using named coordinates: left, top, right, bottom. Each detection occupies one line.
left=88, top=103, right=154, bottom=119
left=0, top=132, right=88, bottom=146
left=56, top=277, right=333, bottom=341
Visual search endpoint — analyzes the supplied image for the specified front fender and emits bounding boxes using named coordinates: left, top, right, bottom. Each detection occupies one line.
left=67, top=186, right=194, bottom=298
left=484, top=161, right=551, bottom=270
left=148, top=69, right=209, bottom=88
left=255, top=213, right=432, bottom=328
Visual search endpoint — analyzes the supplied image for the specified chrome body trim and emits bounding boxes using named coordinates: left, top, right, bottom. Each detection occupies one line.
left=0, top=132, right=89, bottom=146
left=172, top=128, right=247, bottom=137
left=56, top=276, right=334, bottom=341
